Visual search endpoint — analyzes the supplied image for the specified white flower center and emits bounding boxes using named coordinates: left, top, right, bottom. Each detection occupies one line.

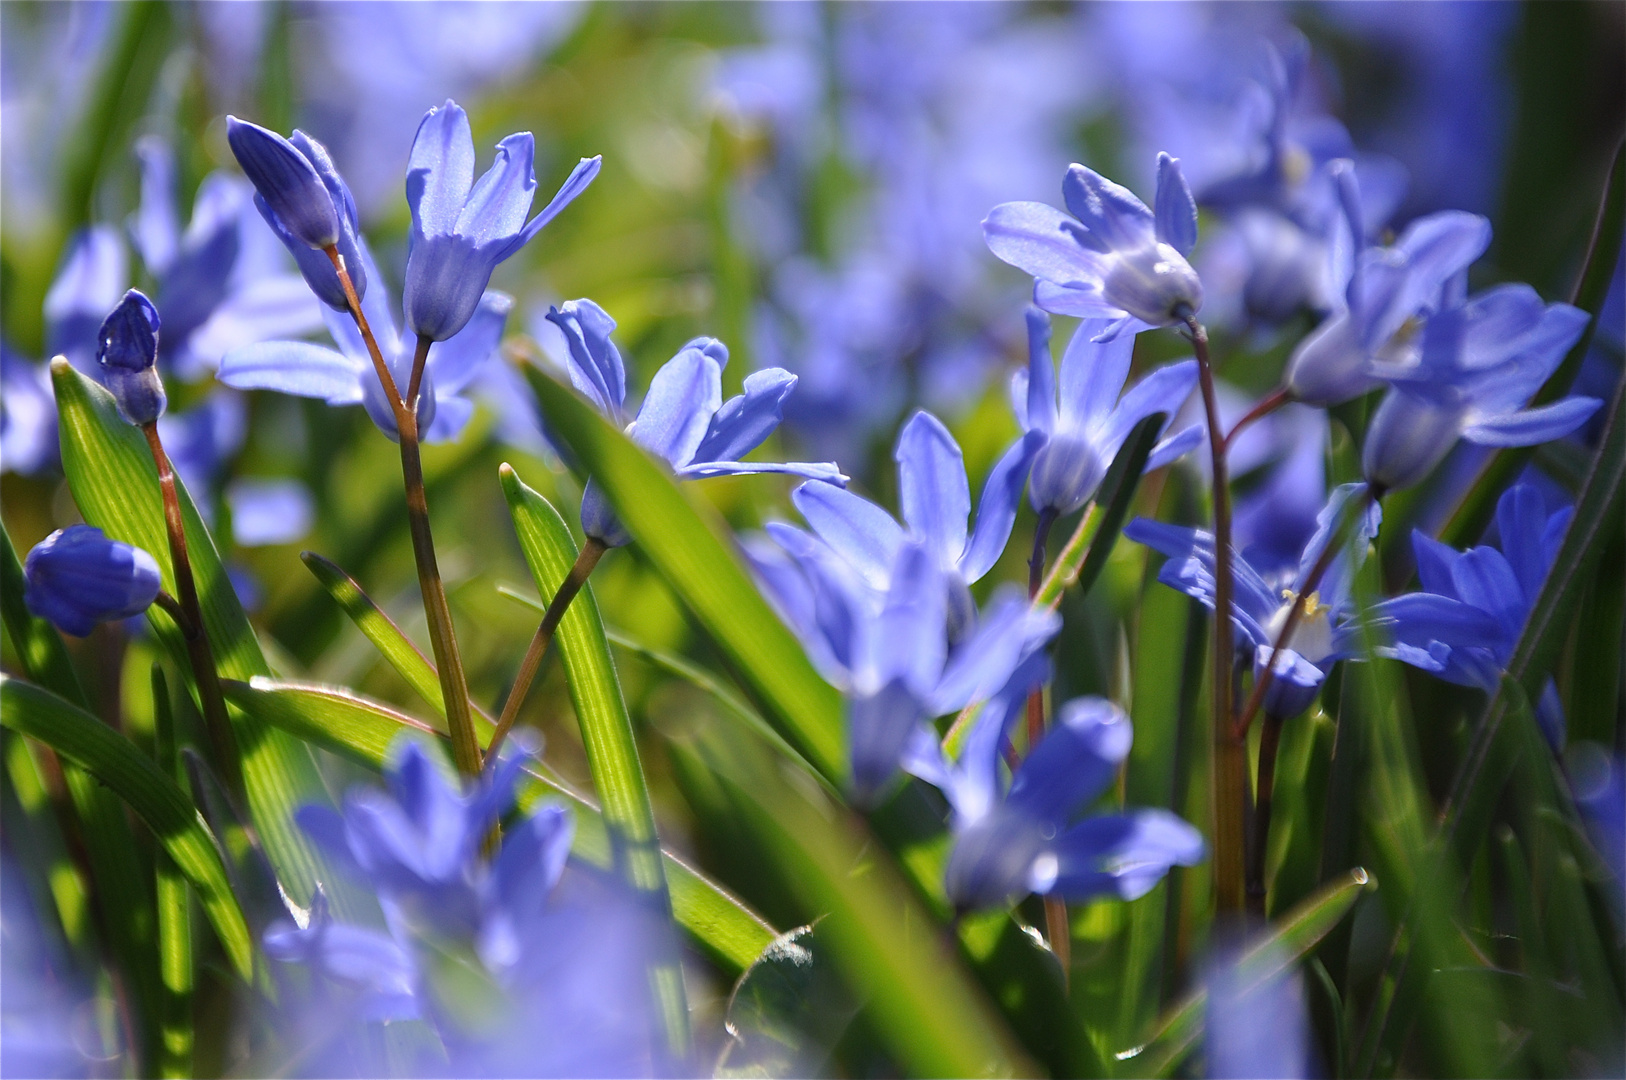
left=1263, top=589, right=1334, bottom=665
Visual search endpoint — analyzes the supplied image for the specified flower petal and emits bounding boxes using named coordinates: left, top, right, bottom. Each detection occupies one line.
left=791, top=482, right=905, bottom=590
left=455, top=132, right=537, bottom=246
left=1062, top=163, right=1156, bottom=252
left=692, top=367, right=797, bottom=464
left=217, top=340, right=364, bottom=403
left=1098, top=360, right=1198, bottom=456
left=1059, top=318, right=1135, bottom=432
left=895, top=411, right=970, bottom=570
left=428, top=291, right=511, bottom=396
left=1046, top=809, right=1205, bottom=901
left=983, top=201, right=1110, bottom=286
left=1007, top=697, right=1130, bottom=824
left=1023, top=307, right=1056, bottom=435
left=631, top=344, right=722, bottom=468
left=406, top=100, right=475, bottom=240
left=1462, top=396, right=1601, bottom=448
left=959, top=432, right=1043, bottom=583
left=501, top=156, right=604, bottom=260
left=1153, top=152, right=1198, bottom=257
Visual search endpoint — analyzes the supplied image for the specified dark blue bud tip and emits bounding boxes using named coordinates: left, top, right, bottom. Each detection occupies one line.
left=97, top=290, right=160, bottom=372
left=226, top=115, right=340, bottom=250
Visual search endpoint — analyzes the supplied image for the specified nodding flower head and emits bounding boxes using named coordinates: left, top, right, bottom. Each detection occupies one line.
left=226, top=116, right=367, bottom=311
left=984, top=154, right=1204, bottom=339
left=24, top=525, right=162, bottom=637
left=95, top=289, right=166, bottom=424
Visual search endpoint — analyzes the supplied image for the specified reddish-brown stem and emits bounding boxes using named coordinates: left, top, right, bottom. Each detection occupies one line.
left=324, top=246, right=404, bottom=420
left=142, top=423, right=241, bottom=796
left=1181, top=310, right=1246, bottom=915
left=1221, top=386, right=1291, bottom=455
left=488, top=538, right=607, bottom=762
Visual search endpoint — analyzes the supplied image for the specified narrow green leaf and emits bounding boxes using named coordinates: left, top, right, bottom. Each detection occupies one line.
left=151, top=669, right=194, bottom=1079
left=220, top=677, right=777, bottom=975
left=693, top=720, right=1033, bottom=1078
left=302, top=551, right=446, bottom=714
left=50, top=359, right=362, bottom=919
left=0, top=676, right=254, bottom=983
left=498, top=464, right=689, bottom=1054
left=523, top=366, right=847, bottom=784
left=715, top=923, right=860, bottom=1078
left=1119, top=868, right=1375, bottom=1078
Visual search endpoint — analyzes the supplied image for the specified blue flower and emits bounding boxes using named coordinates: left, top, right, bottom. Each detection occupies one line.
left=266, top=734, right=668, bottom=1075
left=545, top=298, right=847, bottom=547
left=1285, top=198, right=1491, bottom=407
left=1013, top=308, right=1201, bottom=516
left=1204, top=942, right=1317, bottom=1079
left=747, top=533, right=1058, bottom=804
left=1127, top=484, right=1500, bottom=719
left=785, top=408, right=1039, bottom=636
left=227, top=117, right=369, bottom=312
left=24, top=525, right=162, bottom=637
left=95, top=290, right=166, bottom=425
left=984, top=154, right=1204, bottom=336
left=1361, top=284, right=1596, bottom=491
left=403, top=100, right=601, bottom=342
left=903, top=689, right=1204, bottom=911
left=1407, top=483, right=1572, bottom=744
left=218, top=242, right=510, bottom=444
left=1565, top=743, right=1623, bottom=918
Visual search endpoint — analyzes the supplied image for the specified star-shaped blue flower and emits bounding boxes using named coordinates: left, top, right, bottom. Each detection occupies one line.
left=984, top=153, right=1204, bottom=337
left=1013, top=307, right=1202, bottom=516
left=903, top=687, right=1204, bottom=911
left=545, top=298, right=847, bottom=547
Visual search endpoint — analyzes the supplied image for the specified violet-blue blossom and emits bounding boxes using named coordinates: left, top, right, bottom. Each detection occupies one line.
left=266, top=734, right=666, bottom=1076
left=545, top=298, right=846, bottom=548
left=1013, top=308, right=1202, bottom=516
left=1565, top=743, right=1623, bottom=916
left=1127, top=484, right=1500, bottom=719
left=218, top=242, right=509, bottom=444
left=24, top=525, right=162, bottom=637
left=1285, top=198, right=1491, bottom=407
left=1408, top=482, right=1573, bottom=748
left=1361, top=284, right=1596, bottom=491
left=95, top=289, right=165, bottom=425
left=747, top=533, right=1057, bottom=804
left=1204, top=943, right=1317, bottom=1079
left=786, top=408, right=1039, bottom=636
left=984, top=154, right=1204, bottom=336
left=403, top=100, right=601, bottom=342
left=903, top=688, right=1204, bottom=911
left=227, top=117, right=368, bottom=311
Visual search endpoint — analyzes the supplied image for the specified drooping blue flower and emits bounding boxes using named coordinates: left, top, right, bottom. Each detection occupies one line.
left=24, top=525, right=162, bottom=637
left=1361, top=284, right=1596, bottom=491
left=747, top=533, right=1058, bottom=804
left=218, top=242, right=510, bottom=444
left=1407, top=482, right=1574, bottom=748
left=1564, top=742, right=1623, bottom=921
left=227, top=117, right=368, bottom=311
left=95, top=290, right=165, bottom=425
left=403, top=100, right=601, bottom=342
left=1284, top=197, right=1491, bottom=407
left=1012, top=308, right=1202, bottom=516
left=1127, top=484, right=1500, bottom=719
left=984, top=153, right=1204, bottom=336
left=903, top=688, right=1204, bottom=911
left=785, top=408, right=1039, bottom=636
left=266, top=734, right=667, bottom=1076
left=544, top=298, right=847, bottom=547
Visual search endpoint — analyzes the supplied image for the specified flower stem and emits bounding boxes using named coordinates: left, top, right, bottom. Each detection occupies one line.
left=400, top=335, right=481, bottom=778
left=322, top=243, right=480, bottom=778
left=1221, top=386, right=1290, bottom=454
left=1233, top=484, right=1377, bottom=742
left=1182, top=311, right=1245, bottom=915
left=1246, top=710, right=1286, bottom=920
left=488, top=538, right=607, bottom=761
left=1023, top=507, right=1070, bottom=981
left=141, top=423, right=241, bottom=798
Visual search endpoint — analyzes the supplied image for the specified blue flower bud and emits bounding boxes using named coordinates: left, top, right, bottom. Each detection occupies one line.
left=227, top=118, right=367, bottom=311
left=226, top=117, right=339, bottom=249
left=579, top=479, right=631, bottom=548
left=96, top=290, right=166, bottom=425
left=24, top=525, right=162, bottom=637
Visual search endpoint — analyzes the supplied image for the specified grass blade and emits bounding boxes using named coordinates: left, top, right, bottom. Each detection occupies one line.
left=150, top=668, right=193, bottom=1079
left=498, top=464, right=689, bottom=1055
left=0, top=676, right=254, bottom=983
left=220, top=677, right=777, bottom=975
left=523, top=366, right=847, bottom=784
